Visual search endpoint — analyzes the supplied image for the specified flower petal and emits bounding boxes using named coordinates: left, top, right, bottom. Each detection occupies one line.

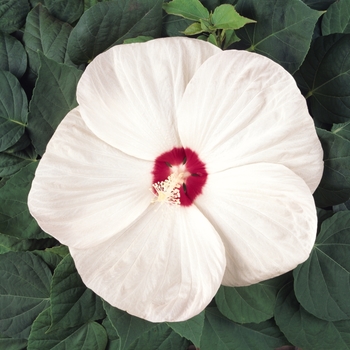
left=28, top=107, right=153, bottom=249
left=77, top=37, right=221, bottom=160
left=177, top=50, right=323, bottom=193
left=70, top=204, right=226, bottom=322
left=195, top=163, right=317, bottom=286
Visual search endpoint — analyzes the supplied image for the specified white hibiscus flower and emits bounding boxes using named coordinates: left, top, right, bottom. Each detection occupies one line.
left=28, top=37, right=323, bottom=322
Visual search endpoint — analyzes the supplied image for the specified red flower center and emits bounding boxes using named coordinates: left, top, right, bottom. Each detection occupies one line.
left=151, top=147, right=208, bottom=206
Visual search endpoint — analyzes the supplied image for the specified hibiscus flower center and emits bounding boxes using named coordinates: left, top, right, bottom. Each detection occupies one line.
left=151, top=147, right=208, bottom=206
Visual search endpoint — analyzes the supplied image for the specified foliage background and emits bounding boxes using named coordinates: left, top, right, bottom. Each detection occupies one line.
left=1, top=0, right=350, bottom=349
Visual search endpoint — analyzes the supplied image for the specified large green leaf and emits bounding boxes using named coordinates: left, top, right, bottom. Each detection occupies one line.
left=200, top=308, right=288, bottom=350
left=29, top=0, right=83, bottom=24
left=0, top=252, right=51, bottom=339
left=293, top=212, right=350, bottom=321
left=0, top=233, right=52, bottom=254
left=0, top=336, right=27, bottom=350
left=50, top=254, right=105, bottom=330
left=102, top=317, right=121, bottom=350
left=27, top=308, right=107, bottom=350
left=0, top=144, right=37, bottom=177
left=0, top=0, right=30, bottom=33
left=0, top=162, right=48, bottom=240
left=275, top=283, right=350, bottom=350
left=67, top=0, right=163, bottom=65
left=167, top=311, right=204, bottom=348
left=0, top=32, right=27, bottom=79
left=295, top=34, right=350, bottom=124
left=0, top=70, right=27, bottom=152
left=215, top=275, right=288, bottom=324
left=313, top=128, right=350, bottom=207
left=23, top=4, right=75, bottom=78
left=302, top=0, right=336, bottom=10
left=322, top=0, right=350, bottom=35
left=84, top=0, right=111, bottom=11
left=27, top=53, right=82, bottom=156
left=128, top=323, right=189, bottom=349
left=234, top=0, right=320, bottom=73
left=103, top=301, right=156, bottom=350
left=332, top=121, right=350, bottom=141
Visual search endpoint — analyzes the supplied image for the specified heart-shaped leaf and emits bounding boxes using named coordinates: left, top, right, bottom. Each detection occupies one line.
left=0, top=252, right=51, bottom=339
left=294, top=212, right=350, bottom=321
left=235, top=0, right=320, bottom=73
left=0, top=70, right=27, bottom=152
left=67, top=0, right=163, bottom=64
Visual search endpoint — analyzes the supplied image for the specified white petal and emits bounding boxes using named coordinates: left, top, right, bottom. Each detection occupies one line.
left=28, top=108, right=153, bottom=249
left=177, top=50, right=323, bottom=193
left=195, top=163, right=317, bottom=286
left=70, top=204, right=226, bottom=322
left=77, top=37, right=221, bottom=160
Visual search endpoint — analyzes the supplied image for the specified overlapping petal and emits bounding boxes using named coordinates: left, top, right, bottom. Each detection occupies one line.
left=195, top=163, right=317, bottom=286
left=77, top=37, right=221, bottom=160
left=70, top=204, right=226, bottom=322
left=177, top=50, right=323, bottom=193
left=28, top=107, right=153, bottom=249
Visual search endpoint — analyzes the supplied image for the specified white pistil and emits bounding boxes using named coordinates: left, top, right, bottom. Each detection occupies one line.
left=151, top=173, right=184, bottom=205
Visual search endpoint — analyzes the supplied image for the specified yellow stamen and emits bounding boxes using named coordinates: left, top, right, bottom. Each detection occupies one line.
left=151, top=173, right=184, bottom=205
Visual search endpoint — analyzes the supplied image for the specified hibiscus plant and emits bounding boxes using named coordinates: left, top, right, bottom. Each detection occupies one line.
left=1, top=0, right=350, bottom=350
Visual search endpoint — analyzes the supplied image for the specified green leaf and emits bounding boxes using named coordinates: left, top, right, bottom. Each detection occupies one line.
left=223, top=28, right=240, bottom=48
left=0, top=336, right=27, bottom=350
left=200, top=308, right=288, bottom=350
left=32, top=248, right=65, bottom=271
left=0, top=252, right=51, bottom=339
left=27, top=53, right=82, bottom=156
left=207, top=32, right=218, bottom=45
left=163, top=14, right=192, bottom=37
left=50, top=254, right=105, bottom=330
left=293, top=212, right=350, bottom=321
left=313, top=128, right=350, bottom=207
left=167, top=311, right=204, bottom=348
left=0, top=0, right=30, bottom=33
left=0, top=70, right=27, bottom=152
left=322, top=0, right=350, bottom=35
left=6, top=132, right=31, bottom=153
left=235, top=0, right=321, bottom=73
left=123, top=35, right=154, bottom=44
left=302, top=0, right=336, bottom=11
left=215, top=275, right=288, bottom=324
left=84, top=0, right=110, bottom=11
left=296, top=34, right=350, bottom=124
left=0, top=144, right=37, bottom=177
left=128, top=323, right=190, bottom=350
left=102, top=317, right=121, bottom=350
left=332, top=121, right=350, bottom=141
left=211, top=4, right=255, bottom=30
left=275, top=282, right=350, bottom=350
left=23, top=4, right=75, bottom=78
left=163, top=0, right=209, bottom=21
left=29, top=0, right=84, bottom=24
left=67, top=0, right=163, bottom=65
left=28, top=308, right=108, bottom=350
left=0, top=234, right=52, bottom=254
left=103, top=301, right=156, bottom=350
left=183, top=22, right=205, bottom=35
left=0, top=162, right=48, bottom=240
left=0, top=32, right=27, bottom=79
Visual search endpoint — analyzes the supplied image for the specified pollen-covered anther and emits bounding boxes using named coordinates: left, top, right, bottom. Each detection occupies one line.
left=151, top=173, right=184, bottom=205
